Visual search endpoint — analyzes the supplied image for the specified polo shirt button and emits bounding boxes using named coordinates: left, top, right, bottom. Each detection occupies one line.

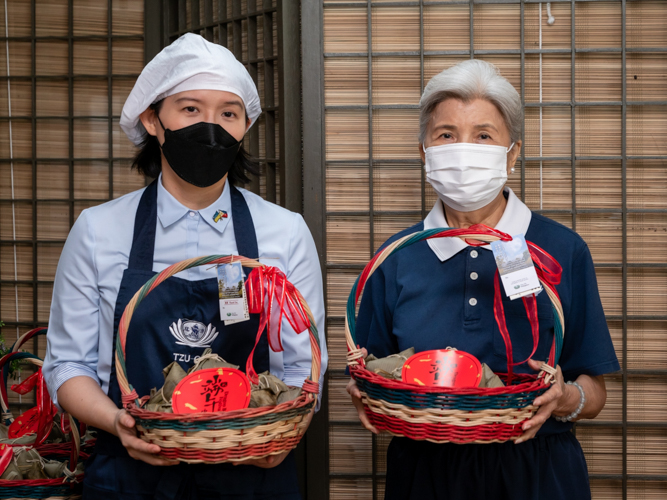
left=470, top=250, right=479, bottom=258
left=189, top=211, right=196, bottom=217
left=470, top=272, right=479, bottom=280
left=469, top=298, right=478, bottom=306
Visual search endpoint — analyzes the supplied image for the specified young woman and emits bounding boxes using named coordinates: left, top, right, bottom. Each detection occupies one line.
left=43, top=33, right=327, bottom=500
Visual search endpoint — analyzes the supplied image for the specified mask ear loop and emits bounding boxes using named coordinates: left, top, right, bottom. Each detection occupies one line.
left=507, top=142, right=516, bottom=173
left=155, top=114, right=168, bottom=133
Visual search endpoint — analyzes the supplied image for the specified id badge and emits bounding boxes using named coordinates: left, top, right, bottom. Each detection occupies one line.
left=490, top=234, right=543, bottom=300
left=218, top=261, right=250, bottom=323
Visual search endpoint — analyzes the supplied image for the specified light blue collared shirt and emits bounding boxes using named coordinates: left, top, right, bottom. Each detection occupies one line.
left=43, top=176, right=327, bottom=409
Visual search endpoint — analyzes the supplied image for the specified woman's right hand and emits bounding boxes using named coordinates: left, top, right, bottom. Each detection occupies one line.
left=346, top=378, right=379, bottom=434
left=114, top=409, right=178, bottom=466
left=58, top=376, right=177, bottom=466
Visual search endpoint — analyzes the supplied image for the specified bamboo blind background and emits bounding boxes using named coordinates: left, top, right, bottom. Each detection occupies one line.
left=322, top=1, right=666, bottom=499
left=0, top=0, right=145, bottom=411
left=164, top=0, right=282, bottom=204
left=0, top=0, right=282, bottom=415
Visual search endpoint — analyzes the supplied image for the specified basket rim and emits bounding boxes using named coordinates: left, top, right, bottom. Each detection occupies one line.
left=0, top=472, right=84, bottom=487
left=351, top=365, right=549, bottom=395
left=0, top=353, right=43, bottom=415
left=126, top=389, right=315, bottom=422
left=114, top=254, right=322, bottom=412
left=0, top=328, right=83, bottom=470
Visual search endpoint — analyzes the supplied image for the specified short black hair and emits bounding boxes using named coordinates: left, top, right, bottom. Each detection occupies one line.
left=130, top=99, right=260, bottom=186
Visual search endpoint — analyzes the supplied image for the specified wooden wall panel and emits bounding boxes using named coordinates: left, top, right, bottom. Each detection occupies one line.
left=0, top=0, right=145, bottom=406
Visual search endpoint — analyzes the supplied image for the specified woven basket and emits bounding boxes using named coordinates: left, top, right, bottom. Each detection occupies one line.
left=115, top=255, right=321, bottom=464
left=346, top=225, right=565, bottom=444
left=0, top=330, right=86, bottom=500
left=0, top=443, right=85, bottom=500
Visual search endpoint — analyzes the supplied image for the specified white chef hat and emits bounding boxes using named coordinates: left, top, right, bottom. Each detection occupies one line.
left=120, top=33, right=262, bottom=146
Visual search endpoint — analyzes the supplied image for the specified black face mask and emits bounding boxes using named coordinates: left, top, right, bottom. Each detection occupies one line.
left=157, top=116, right=242, bottom=188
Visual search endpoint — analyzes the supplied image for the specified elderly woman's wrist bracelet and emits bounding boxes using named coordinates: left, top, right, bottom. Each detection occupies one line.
left=554, top=381, right=586, bottom=422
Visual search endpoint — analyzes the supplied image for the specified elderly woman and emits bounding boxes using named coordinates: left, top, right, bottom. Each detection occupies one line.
left=347, top=59, right=618, bottom=499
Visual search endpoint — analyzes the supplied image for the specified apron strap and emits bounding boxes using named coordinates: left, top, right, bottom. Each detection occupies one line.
left=128, top=179, right=159, bottom=272
left=229, top=184, right=259, bottom=274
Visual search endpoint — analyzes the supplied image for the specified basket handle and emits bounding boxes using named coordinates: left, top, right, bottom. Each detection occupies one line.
left=0, top=327, right=85, bottom=473
left=114, top=254, right=322, bottom=407
left=1, top=327, right=49, bottom=422
left=345, top=225, right=565, bottom=379
left=0, top=352, right=81, bottom=471
left=0, top=352, right=56, bottom=446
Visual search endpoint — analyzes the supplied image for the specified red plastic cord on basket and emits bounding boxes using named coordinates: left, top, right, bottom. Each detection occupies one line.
left=528, top=241, right=562, bottom=300
left=245, top=266, right=311, bottom=384
left=493, top=275, right=540, bottom=385
left=494, top=242, right=564, bottom=384
left=9, top=371, right=40, bottom=396
left=8, top=369, right=57, bottom=445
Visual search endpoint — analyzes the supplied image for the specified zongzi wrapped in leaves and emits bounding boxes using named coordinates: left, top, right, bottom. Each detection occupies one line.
left=143, top=361, right=187, bottom=412
left=161, top=361, right=188, bottom=401
left=43, top=458, right=68, bottom=479
left=478, top=363, right=505, bottom=388
left=249, top=372, right=303, bottom=408
left=144, top=387, right=174, bottom=413
left=187, top=349, right=239, bottom=374
left=276, top=387, right=302, bottom=405
left=0, top=457, right=22, bottom=480
left=15, top=448, right=47, bottom=480
left=365, top=347, right=416, bottom=380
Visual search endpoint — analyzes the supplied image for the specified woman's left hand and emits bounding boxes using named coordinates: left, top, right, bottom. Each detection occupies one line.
left=515, top=359, right=568, bottom=444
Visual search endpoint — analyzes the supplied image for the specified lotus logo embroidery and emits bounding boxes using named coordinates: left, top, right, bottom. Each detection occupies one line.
left=169, top=319, right=219, bottom=348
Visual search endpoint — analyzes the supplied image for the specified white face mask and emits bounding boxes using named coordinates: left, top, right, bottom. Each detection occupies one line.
left=423, top=142, right=514, bottom=212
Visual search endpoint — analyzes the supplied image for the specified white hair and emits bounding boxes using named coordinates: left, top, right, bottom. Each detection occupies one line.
left=419, top=59, right=522, bottom=144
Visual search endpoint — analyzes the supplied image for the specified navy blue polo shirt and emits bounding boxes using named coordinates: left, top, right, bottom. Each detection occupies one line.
left=355, top=189, right=620, bottom=436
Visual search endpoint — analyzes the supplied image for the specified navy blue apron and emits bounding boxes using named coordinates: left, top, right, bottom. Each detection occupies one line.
left=84, top=180, right=301, bottom=500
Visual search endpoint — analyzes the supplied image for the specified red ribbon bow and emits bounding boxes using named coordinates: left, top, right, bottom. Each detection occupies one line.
left=8, top=369, right=57, bottom=445
left=245, top=266, right=311, bottom=384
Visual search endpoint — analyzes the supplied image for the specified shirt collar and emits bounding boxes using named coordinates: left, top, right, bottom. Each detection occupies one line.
left=157, top=174, right=232, bottom=234
left=423, top=187, right=532, bottom=262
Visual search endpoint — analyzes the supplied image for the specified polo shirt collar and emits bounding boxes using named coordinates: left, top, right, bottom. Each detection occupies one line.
left=423, top=187, right=532, bottom=262
left=157, top=174, right=232, bottom=234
